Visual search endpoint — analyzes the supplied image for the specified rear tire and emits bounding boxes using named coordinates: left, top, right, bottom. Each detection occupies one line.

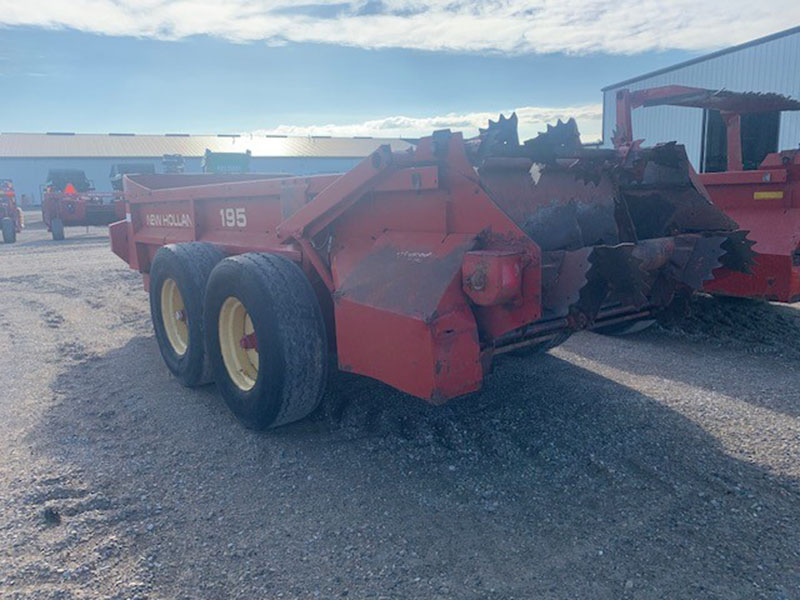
left=149, top=242, right=226, bottom=387
left=1, top=217, right=15, bottom=243
left=204, top=253, right=328, bottom=430
left=51, top=218, right=65, bottom=241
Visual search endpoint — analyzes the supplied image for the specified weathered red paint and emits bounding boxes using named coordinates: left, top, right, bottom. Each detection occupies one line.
left=42, top=191, right=125, bottom=231
left=614, top=84, right=800, bottom=302
left=113, top=122, right=747, bottom=403
left=701, top=151, right=800, bottom=302
left=462, top=250, right=525, bottom=307
left=0, top=180, right=23, bottom=234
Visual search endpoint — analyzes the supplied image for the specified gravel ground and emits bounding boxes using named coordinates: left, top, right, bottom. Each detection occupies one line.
left=1, top=212, right=800, bottom=600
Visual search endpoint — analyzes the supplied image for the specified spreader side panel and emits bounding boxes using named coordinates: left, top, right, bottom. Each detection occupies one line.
left=333, top=231, right=482, bottom=401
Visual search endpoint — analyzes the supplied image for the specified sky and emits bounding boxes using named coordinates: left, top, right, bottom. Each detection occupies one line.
left=0, top=1, right=798, bottom=142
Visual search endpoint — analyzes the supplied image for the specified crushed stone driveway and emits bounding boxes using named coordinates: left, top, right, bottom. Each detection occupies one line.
left=1, top=213, right=800, bottom=600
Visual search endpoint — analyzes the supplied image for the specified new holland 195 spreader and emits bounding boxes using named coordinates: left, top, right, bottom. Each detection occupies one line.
left=111, top=119, right=752, bottom=429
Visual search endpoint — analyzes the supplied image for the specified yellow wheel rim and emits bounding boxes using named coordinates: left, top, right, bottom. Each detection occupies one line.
left=219, top=296, right=259, bottom=391
left=160, top=278, right=189, bottom=356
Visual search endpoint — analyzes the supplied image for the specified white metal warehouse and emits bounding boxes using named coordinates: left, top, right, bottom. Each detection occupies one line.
left=0, top=134, right=413, bottom=205
left=601, top=26, right=800, bottom=172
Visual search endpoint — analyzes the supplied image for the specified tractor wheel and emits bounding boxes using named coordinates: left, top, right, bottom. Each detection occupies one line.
left=1, top=217, right=15, bottom=243
left=204, top=253, right=328, bottom=430
left=149, top=242, right=226, bottom=387
left=593, top=318, right=656, bottom=336
left=51, top=218, right=65, bottom=241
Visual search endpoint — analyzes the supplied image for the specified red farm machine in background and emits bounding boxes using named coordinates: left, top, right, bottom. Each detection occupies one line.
left=110, top=116, right=754, bottom=430
left=41, top=164, right=157, bottom=242
left=41, top=169, right=124, bottom=241
left=615, top=85, right=800, bottom=302
left=1, top=178, right=23, bottom=244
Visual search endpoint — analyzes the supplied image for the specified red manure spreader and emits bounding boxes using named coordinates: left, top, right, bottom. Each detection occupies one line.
left=615, top=85, right=800, bottom=302
left=111, top=118, right=752, bottom=429
left=42, top=169, right=124, bottom=241
left=1, top=179, right=23, bottom=244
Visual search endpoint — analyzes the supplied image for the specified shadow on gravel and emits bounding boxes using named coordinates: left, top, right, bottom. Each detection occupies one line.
left=24, top=335, right=800, bottom=599
left=15, top=234, right=109, bottom=249
left=569, top=297, right=800, bottom=419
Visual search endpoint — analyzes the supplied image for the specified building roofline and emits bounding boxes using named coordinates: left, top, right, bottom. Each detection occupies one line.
left=602, top=25, right=800, bottom=92
left=0, top=132, right=406, bottom=139
left=0, top=155, right=375, bottom=160
left=0, top=132, right=416, bottom=159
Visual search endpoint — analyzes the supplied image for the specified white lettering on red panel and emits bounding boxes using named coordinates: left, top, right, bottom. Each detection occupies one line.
left=219, top=207, right=247, bottom=228
left=145, top=213, right=193, bottom=228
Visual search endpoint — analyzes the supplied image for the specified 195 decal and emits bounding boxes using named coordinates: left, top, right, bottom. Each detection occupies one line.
left=220, top=207, right=247, bottom=228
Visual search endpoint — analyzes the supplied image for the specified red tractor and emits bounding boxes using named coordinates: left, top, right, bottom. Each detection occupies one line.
left=615, top=85, right=800, bottom=302
left=41, top=169, right=124, bottom=241
left=0, top=179, right=23, bottom=244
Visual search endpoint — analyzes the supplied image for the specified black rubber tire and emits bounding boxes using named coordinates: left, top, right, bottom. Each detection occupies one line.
left=1, top=217, right=15, bottom=243
left=51, top=218, right=65, bottom=241
left=149, top=242, right=226, bottom=387
left=593, top=318, right=656, bottom=336
left=204, top=253, right=328, bottom=430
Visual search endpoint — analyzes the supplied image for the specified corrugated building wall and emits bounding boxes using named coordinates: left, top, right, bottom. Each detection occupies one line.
left=602, top=26, right=800, bottom=169
left=0, top=156, right=371, bottom=205
left=0, top=134, right=414, bottom=204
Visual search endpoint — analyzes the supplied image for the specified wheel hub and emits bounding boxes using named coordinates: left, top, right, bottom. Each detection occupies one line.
left=219, top=296, right=259, bottom=391
left=239, top=332, right=258, bottom=351
left=160, top=278, right=189, bottom=356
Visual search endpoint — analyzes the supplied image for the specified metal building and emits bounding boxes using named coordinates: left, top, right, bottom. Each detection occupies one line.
left=602, top=26, right=800, bottom=171
left=0, top=133, right=413, bottom=205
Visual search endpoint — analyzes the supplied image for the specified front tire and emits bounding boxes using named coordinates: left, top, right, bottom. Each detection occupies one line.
left=204, top=253, right=328, bottom=430
left=51, top=217, right=65, bottom=241
left=149, top=242, right=225, bottom=386
left=1, top=217, right=15, bottom=243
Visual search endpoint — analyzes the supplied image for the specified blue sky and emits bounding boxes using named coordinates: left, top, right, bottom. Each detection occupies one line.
left=0, top=1, right=797, bottom=141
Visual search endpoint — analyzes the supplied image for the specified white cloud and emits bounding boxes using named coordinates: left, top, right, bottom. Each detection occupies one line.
left=252, top=104, right=603, bottom=142
left=0, top=0, right=796, bottom=54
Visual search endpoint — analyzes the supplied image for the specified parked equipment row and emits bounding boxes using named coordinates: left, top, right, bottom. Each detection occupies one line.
left=2, top=150, right=252, bottom=243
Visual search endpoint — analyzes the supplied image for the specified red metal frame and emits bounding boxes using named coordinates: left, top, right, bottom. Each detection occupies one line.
left=701, top=154, right=800, bottom=302
left=112, top=124, right=747, bottom=404
left=41, top=191, right=125, bottom=232
left=614, top=85, right=800, bottom=302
